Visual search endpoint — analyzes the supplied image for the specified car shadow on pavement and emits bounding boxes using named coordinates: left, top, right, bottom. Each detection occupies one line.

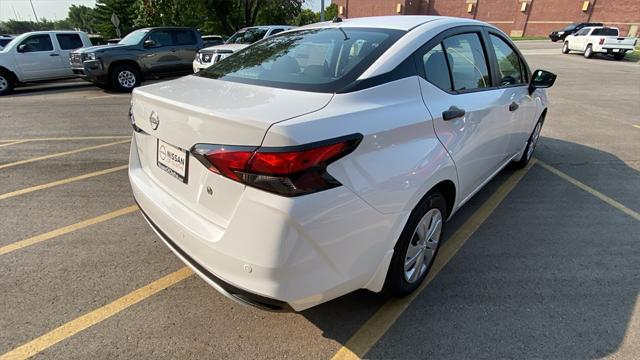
left=7, top=80, right=94, bottom=97
left=301, top=137, right=640, bottom=359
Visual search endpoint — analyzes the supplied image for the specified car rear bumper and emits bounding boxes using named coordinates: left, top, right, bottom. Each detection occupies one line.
left=128, top=133, right=402, bottom=311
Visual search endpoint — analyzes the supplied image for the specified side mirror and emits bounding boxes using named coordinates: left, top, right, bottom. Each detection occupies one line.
left=143, top=39, right=157, bottom=48
left=528, top=69, right=557, bottom=95
left=17, top=44, right=28, bottom=52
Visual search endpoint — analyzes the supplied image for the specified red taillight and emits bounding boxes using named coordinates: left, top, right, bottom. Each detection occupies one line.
left=191, top=135, right=362, bottom=196
left=599, top=37, right=605, bottom=45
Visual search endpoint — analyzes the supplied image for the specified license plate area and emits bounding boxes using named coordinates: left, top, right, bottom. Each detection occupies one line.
left=157, top=139, right=189, bottom=183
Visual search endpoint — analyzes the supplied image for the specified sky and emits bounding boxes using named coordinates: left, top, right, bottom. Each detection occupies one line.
left=0, top=0, right=330, bottom=22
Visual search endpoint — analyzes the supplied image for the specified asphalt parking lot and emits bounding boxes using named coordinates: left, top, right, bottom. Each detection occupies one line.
left=1, top=40, right=639, bottom=359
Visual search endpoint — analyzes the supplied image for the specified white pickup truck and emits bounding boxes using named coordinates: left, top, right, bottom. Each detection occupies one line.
left=562, top=26, right=637, bottom=60
left=0, top=30, right=92, bottom=95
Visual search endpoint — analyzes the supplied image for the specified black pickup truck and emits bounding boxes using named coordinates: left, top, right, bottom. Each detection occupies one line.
left=70, top=27, right=203, bottom=91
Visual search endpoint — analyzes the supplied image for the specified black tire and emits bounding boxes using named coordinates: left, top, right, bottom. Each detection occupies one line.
left=512, top=117, right=544, bottom=169
left=551, top=39, right=558, bottom=43
left=584, top=44, right=594, bottom=59
left=0, top=70, right=15, bottom=96
left=384, top=192, right=447, bottom=297
left=110, top=64, right=140, bottom=92
left=613, top=53, right=625, bottom=61
left=562, top=42, right=570, bottom=54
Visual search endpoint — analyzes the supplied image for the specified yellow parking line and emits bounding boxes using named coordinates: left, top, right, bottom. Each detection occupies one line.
left=0, top=267, right=193, bottom=360
left=0, top=135, right=130, bottom=142
left=0, top=140, right=28, bottom=148
left=632, top=124, right=640, bottom=129
left=86, top=94, right=126, bottom=100
left=331, top=160, right=536, bottom=360
left=0, top=165, right=128, bottom=201
left=0, top=139, right=130, bottom=171
left=0, top=205, right=139, bottom=256
left=536, top=160, right=640, bottom=221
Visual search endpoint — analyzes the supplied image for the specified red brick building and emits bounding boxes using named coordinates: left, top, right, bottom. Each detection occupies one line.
left=331, top=0, right=640, bottom=37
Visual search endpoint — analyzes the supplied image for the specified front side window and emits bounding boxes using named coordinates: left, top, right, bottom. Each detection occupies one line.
left=56, top=34, right=83, bottom=50
left=148, top=30, right=172, bottom=47
left=422, top=43, right=452, bottom=92
left=226, top=28, right=269, bottom=44
left=442, top=33, right=490, bottom=91
left=198, top=28, right=403, bottom=92
left=489, top=34, right=525, bottom=86
left=19, top=35, right=53, bottom=52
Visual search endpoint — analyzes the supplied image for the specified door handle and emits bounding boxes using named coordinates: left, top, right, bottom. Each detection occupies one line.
left=49, top=53, right=60, bottom=57
left=509, top=102, right=519, bottom=111
left=442, top=106, right=466, bottom=121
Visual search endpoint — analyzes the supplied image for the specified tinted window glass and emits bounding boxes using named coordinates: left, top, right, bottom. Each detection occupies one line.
left=199, top=28, right=403, bottom=92
left=174, top=30, right=196, bottom=45
left=56, top=34, right=83, bottom=50
left=119, top=29, right=149, bottom=45
left=422, top=43, right=452, bottom=92
left=19, top=34, right=53, bottom=52
left=442, top=33, right=490, bottom=91
left=592, top=28, right=618, bottom=36
left=269, top=29, right=285, bottom=36
left=148, top=30, right=172, bottom=46
left=489, top=34, right=525, bottom=86
left=0, top=38, right=13, bottom=47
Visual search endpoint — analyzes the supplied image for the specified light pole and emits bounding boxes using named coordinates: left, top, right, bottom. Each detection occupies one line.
left=320, top=0, right=325, bottom=21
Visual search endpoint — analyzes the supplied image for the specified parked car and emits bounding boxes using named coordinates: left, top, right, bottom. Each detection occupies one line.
left=549, top=22, right=602, bottom=42
left=0, top=30, right=91, bottom=95
left=70, top=27, right=203, bottom=92
left=0, top=34, right=15, bottom=50
left=129, top=16, right=556, bottom=311
left=202, top=35, right=225, bottom=47
left=193, top=25, right=295, bottom=72
left=562, top=26, right=637, bottom=59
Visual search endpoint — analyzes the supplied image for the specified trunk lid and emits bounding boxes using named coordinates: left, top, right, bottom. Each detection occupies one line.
left=130, top=75, right=333, bottom=227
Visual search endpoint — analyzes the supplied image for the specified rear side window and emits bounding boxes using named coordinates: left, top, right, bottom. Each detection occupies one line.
left=19, top=34, right=53, bottom=52
left=422, top=43, right=452, bottom=92
left=56, top=34, right=83, bottom=50
left=442, top=33, right=490, bottom=91
left=592, top=28, right=618, bottom=36
left=174, top=30, right=197, bottom=45
left=198, top=28, right=403, bottom=92
left=489, top=34, right=525, bottom=86
left=269, top=28, right=285, bottom=36
left=148, top=30, right=172, bottom=46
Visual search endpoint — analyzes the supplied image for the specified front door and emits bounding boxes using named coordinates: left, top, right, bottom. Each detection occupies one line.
left=142, top=29, right=179, bottom=75
left=417, top=30, right=512, bottom=201
left=15, top=34, right=66, bottom=80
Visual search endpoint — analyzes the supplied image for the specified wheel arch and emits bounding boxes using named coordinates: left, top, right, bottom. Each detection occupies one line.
left=108, top=59, right=141, bottom=78
left=0, top=66, right=18, bottom=84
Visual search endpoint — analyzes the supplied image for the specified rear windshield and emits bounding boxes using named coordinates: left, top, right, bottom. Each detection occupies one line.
left=591, top=28, right=618, bottom=36
left=197, top=27, right=404, bottom=92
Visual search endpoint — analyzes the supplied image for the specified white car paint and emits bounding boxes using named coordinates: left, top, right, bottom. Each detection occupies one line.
left=564, top=26, right=637, bottom=57
left=129, top=16, right=552, bottom=311
left=192, top=26, right=295, bottom=73
left=0, top=31, right=92, bottom=94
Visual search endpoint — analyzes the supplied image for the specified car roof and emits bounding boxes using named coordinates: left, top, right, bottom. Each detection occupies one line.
left=299, top=15, right=485, bottom=31
left=139, top=26, right=195, bottom=31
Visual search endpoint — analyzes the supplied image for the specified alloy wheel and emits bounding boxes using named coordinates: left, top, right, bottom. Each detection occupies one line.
left=117, top=70, right=137, bottom=88
left=0, top=76, right=8, bottom=92
left=404, top=208, right=442, bottom=283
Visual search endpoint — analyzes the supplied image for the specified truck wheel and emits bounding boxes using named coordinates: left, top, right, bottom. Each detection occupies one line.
left=384, top=192, right=446, bottom=296
left=584, top=44, right=594, bottom=59
left=0, top=70, right=15, bottom=96
left=562, top=42, right=570, bottom=54
left=613, top=53, right=625, bottom=61
left=110, top=64, right=140, bottom=92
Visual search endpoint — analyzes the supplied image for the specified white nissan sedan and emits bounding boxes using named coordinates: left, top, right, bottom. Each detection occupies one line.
left=129, top=16, right=556, bottom=311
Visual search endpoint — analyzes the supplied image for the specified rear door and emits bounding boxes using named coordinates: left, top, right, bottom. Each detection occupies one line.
left=416, top=27, right=512, bottom=201
left=14, top=34, right=67, bottom=80
left=54, top=33, right=85, bottom=75
left=172, top=29, right=200, bottom=72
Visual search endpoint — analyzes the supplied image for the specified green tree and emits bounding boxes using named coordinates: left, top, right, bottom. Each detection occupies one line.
left=324, top=3, right=339, bottom=20
left=93, top=0, right=137, bottom=38
left=67, top=5, right=96, bottom=33
left=294, top=8, right=319, bottom=26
